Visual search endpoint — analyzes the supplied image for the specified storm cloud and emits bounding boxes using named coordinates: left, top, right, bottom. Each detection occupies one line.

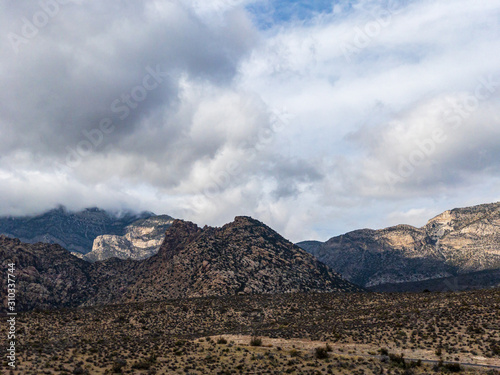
left=1, top=0, right=500, bottom=242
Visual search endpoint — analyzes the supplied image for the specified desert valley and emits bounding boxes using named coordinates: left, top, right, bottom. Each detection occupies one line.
left=1, top=202, right=499, bottom=374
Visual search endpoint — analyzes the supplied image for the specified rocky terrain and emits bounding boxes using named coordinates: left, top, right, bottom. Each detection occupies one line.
left=0, top=206, right=154, bottom=254
left=83, top=215, right=174, bottom=262
left=3, top=289, right=499, bottom=374
left=0, top=236, right=95, bottom=311
left=298, top=202, right=500, bottom=288
left=0, top=216, right=360, bottom=312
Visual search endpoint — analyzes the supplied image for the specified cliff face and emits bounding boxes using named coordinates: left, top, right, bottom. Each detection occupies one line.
left=0, top=206, right=154, bottom=254
left=298, top=202, right=500, bottom=288
left=83, top=215, right=174, bottom=261
left=88, top=217, right=361, bottom=306
left=0, top=217, right=361, bottom=312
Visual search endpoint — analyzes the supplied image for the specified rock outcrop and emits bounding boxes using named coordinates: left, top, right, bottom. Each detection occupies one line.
left=298, top=202, right=500, bottom=288
left=83, top=215, right=174, bottom=261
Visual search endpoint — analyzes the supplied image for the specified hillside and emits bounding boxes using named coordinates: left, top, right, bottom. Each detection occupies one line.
left=0, top=217, right=360, bottom=311
left=298, top=202, right=500, bottom=288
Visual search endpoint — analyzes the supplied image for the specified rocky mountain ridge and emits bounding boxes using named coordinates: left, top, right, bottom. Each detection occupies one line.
left=0, top=216, right=361, bottom=311
left=0, top=206, right=154, bottom=254
left=298, top=202, right=500, bottom=288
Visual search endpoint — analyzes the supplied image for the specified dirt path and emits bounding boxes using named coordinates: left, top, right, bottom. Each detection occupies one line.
left=208, top=334, right=500, bottom=370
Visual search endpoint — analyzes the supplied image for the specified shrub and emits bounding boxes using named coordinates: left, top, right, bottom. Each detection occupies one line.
left=132, top=360, right=152, bottom=370
left=379, top=348, right=389, bottom=356
left=250, top=337, right=262, bottom=346
left=443, top=363, right=462, bottom=372
left=388, top=353, right=406, bottom=368
left=217, top=337, right=228, bottom=345
left=315, top=346, right=329, bottom=359
left=111, top=358, right=126, bottom=373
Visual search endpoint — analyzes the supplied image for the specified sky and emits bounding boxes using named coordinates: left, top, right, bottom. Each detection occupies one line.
left=1, top=0, right=500, bottom=242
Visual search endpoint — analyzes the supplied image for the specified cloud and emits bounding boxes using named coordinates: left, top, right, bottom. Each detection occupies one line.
left=1, top=0, right=500, bottom=242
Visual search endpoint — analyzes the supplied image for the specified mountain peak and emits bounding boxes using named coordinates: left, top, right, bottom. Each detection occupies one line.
left=233, top=215, right=261, bottom=224
left=143, top=216, right=361, bottom=301
left=158, top=219, right=203, bottom=260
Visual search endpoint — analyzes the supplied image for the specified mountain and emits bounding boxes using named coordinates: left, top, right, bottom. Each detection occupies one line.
left=83, top=215, right=174, bottom=262
left=0, top=206, right=154, bottom=254
left=0, top=236, right=95, bottom=311
left=298, top=202, right=500, bottom=288
left=0, top=217, right=361, bottom=311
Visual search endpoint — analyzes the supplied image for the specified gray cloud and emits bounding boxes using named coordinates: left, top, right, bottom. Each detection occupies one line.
left=0, top=1, right=257, bottom=159
left=1, top=0, right=500, bottom=242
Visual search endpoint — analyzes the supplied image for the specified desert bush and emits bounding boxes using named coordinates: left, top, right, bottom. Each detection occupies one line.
left=315, top=346, right=329, bottom=359
left=217, top=337, right=228, bottom=344
left=389, top=353, right=406, bottom=368
left=250, top=337, right=262, bottom=346
left=443, top=363, right=462, bottom=372
left=111, top=358, right=126, bottom=373
left=132, top=360, right=152, bottom=370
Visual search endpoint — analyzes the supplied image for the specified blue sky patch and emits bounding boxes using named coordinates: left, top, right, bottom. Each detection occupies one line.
left=246, top=0, right=338, bottom=28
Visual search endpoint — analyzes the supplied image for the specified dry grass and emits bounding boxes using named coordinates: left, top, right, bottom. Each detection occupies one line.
left=1, top=289, right=499, bottom=374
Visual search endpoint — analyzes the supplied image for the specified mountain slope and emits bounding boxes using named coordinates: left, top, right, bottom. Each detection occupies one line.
left=298, top=202, right=500, bottom=288
left=0, top=206, right=154, bottom=254
left=0, top=236, right=95, bottom=311
left=1, top=217, right=361, bottom=311
left=83, top=215, right=174, bottom=261
left=87, top=217, right=361, bottom=306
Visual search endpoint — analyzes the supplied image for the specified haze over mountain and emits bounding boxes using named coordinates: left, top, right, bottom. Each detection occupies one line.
left=298, top=202, right=500, bottom=289
left=0, top=216, right=360, bottom=312
left=0, top=206, right=154, bottom=254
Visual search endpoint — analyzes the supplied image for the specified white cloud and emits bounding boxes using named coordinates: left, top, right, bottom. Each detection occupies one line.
left=1, top=0, right=500, bottom=242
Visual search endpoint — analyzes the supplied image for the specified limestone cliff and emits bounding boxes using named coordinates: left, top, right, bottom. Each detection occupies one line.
left=84, top=215, right=174, bottom=261
left=298, top=202, right=500, bottom=288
